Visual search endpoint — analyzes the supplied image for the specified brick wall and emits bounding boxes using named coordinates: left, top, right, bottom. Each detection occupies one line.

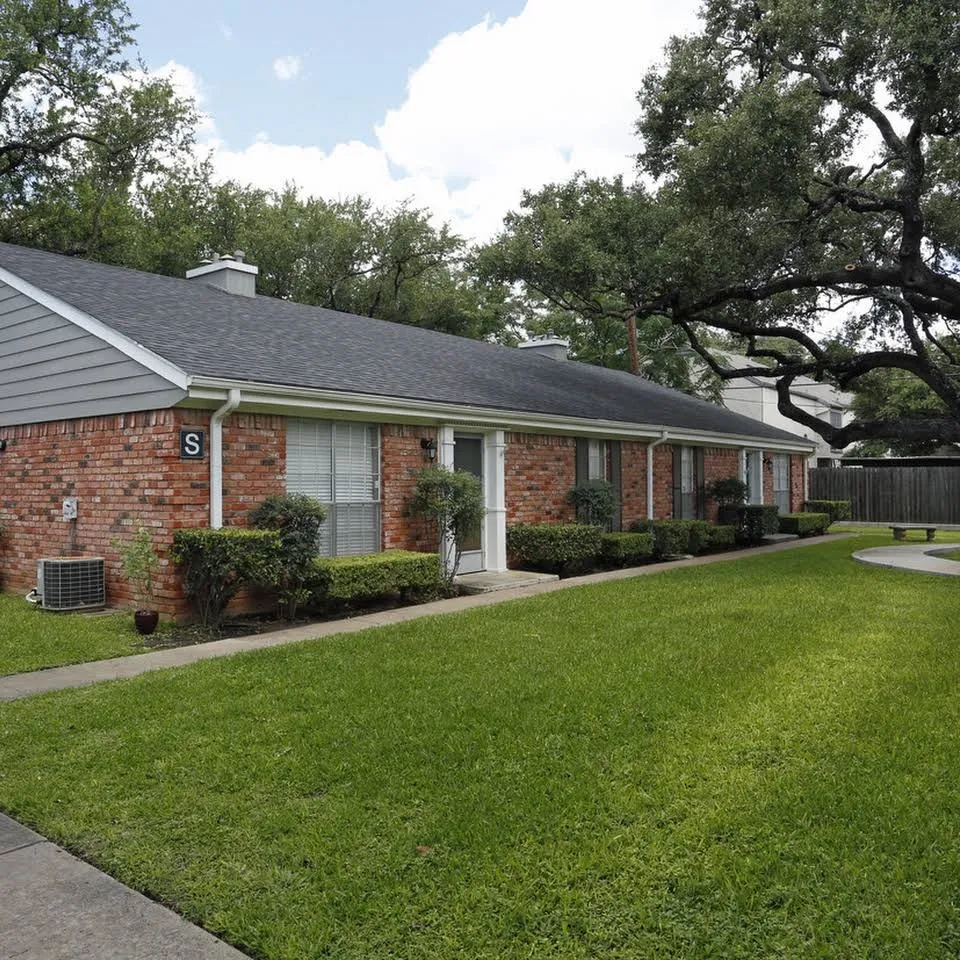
left=381, top=424, right=437, bottom=552
left=702, top=447, right=740, bottom=522
left=0, top=409, right=285, bottom=616
left=763, top=452, right=775, bottom=505
left=652, top=444, right=674, bottom=519
left=620, top=441, right=647, bottom=527
left=790, top=455, right=806, bottom=512
left=504, top=433, right=576, bottom=525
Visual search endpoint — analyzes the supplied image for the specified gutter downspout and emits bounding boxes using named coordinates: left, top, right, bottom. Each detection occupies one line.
left=210, top=388, right=241, bottom=528
left=646, top=431, right=669, bottom=521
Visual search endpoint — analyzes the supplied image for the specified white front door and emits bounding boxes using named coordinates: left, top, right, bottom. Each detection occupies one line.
left=454, top=433, right=484, bottom=573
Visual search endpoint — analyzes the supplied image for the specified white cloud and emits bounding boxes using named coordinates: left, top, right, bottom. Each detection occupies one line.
left=272, top=55, right=302, bottom=81
left=186, top=0, right=702, bottom=240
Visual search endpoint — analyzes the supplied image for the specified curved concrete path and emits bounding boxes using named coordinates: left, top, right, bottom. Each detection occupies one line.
left=853, top=542, right=960, bottom=577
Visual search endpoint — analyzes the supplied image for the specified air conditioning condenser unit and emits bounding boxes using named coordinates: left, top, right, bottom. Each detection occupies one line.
left=36, top=557, right=106, bottom=612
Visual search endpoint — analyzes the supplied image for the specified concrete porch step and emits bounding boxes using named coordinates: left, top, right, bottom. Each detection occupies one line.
left=763, top=533, right=800, bottom=544
left=455, top=570, right=559, bottom=594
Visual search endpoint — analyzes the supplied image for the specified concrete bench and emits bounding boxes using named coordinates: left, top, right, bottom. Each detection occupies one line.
left=890, top=524, right=938, bottom=542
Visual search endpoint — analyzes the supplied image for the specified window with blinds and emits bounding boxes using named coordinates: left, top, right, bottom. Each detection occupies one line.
left=587, top=439, right=609, bottom=481
left=286, top=418, right=381, bottom=556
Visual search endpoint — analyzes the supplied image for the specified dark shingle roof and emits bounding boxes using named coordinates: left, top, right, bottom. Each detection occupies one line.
left=0, top=242, right=809, bottom=445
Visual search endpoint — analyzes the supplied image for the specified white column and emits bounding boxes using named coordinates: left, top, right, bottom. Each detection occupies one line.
left=438, top=424, right=455, bottom=470
left=483, top=430, right=507, bottom=572
left=437, top=424, right=456, bottom=573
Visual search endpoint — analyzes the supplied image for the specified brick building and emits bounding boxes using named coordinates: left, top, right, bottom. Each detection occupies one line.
left=0, top=242, right=814, bottom=615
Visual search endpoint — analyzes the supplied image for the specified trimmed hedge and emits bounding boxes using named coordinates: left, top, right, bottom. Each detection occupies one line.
left=802, top=500, right=851, bottom=524
left=600, top=532, right=654, bottom=567
left=651, top=520, right=694, bottom=558
left=778, top=512, right=830, bottom=537
left=171, top=528, right=282, bottom=632
left=507, top=523, right=603, bottom=575
left=626, top=519, right=653, bottom=534
left=311, top=551, right=442, bottom=603
left=708, top=525, right=737, bottom=550
left=737, top=505, right=780, bottom=543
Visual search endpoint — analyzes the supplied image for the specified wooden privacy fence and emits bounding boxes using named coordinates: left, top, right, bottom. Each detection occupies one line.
left=809, top=466, right=960, bottom=524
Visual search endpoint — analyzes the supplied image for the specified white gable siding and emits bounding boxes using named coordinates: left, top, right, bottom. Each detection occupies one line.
left=0, top=281, right=186, bottom=427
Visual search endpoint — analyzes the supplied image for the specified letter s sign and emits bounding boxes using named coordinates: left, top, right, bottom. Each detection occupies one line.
left=180, top=429, right=205, bottom=459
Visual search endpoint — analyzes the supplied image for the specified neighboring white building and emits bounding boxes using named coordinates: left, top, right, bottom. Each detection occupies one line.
left=721, top=365, right=854, bottom=468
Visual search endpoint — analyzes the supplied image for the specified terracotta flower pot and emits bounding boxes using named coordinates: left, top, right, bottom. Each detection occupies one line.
left=134, top=609, right=160, bottom=636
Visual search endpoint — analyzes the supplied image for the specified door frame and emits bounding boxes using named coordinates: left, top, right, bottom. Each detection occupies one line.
left=438, top=425, right=506, bottom=576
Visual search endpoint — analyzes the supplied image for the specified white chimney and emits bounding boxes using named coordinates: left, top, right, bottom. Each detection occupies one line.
left=517, top=332, right=570, bottom=361
left=186, top=251, right=258, bottom=297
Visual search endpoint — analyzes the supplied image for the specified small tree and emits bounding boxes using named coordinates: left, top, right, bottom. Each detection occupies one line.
left=249, top=494, right=328, bottom=619
left=408, top=465, right=485, bottom=583
left=115, top=524, right=160, bottom=610
left=707, top=477, right=748, bottom=526
left=566, top=481, right=617, bottom=529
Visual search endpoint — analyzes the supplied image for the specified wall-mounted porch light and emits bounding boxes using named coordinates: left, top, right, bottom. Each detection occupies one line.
left=420, top=437, right=437, bottom=461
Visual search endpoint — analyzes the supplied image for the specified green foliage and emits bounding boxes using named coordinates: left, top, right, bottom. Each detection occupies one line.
left=310, top=551, right=442, bottom=604
left=2, top=534, right=960, bottom=957
left=708, top=525, right=738, bottom=550
left=778, top=513, right=830, bottom=537
left=631, top=0, right=960, bottom=448
left=566, top=481, right=617, bottom=529
left=737, top=505, right=781, bottom=544
left=708, top=477, right=748, bottom=507
left=114, top=524, right=160, bottom=609
left=170, top=528, right=281, bottom=633
left=849, top=367, right=955, bottom=456
left=600, top=532, right=654, bottom=567
left=626, top=519, right=653, bottom=533
left=650, top=520, right=694, bottom=558
left=802, top=500, right=852, bottom=524
left=475, top=174, right=722, bottom=398
left=506, top=523, right=603, bottom=576
left=249, top=494, right=327, bottom=620
left=408, top=466, right=486, bottom=582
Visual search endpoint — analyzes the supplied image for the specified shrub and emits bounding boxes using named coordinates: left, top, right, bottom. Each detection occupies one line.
left=507, top=523, right=603, bottom=575
left=600, top=532, right=654, bottom=567
left=708, top=525, right=737, bottom=550
left=737, top=505, right=780, bottom=543
left=408, top=466, right=485, bottom=582
left=778, top=512, right=830, bottom=537
left=708, top=476, right=748, bottom=525
left=802, top=500, right=851, bottom=524
left=567, top=481, right=617, bottom=529
left=311, top=551, right=442, bottom=604
left=250, top=494, right=327, bottom=619
left=687, top=520, right=715, bottom=555
left=171, top=528, right=282, bottom=633
left=651, top=520, right=694, bottom=558
left=114, top=524, right=160, bottom=610
left=626, top=518, right=653, bottom=533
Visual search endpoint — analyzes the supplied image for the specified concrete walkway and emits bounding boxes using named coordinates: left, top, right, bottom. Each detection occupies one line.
left=0, top=813, right=244, bottom=959
left=853, top=542, right=960, bottom=577
left=0, top=533, right=853, bottom=704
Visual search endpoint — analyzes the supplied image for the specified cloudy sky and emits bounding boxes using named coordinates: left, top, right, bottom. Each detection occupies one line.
left=131, top=0, right=702, bottom=241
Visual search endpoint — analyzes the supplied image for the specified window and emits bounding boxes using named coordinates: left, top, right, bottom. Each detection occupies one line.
left=773, top=454, right=790, bottom=514
left=674, top=446, right=704, bottom=519
left=286, top=418, right=380, bottom=556
left=587, top=439, right=609, bottom=482
left=829, top=408, right=843, bottom=428
left=744, top=450, right=763, bottom=504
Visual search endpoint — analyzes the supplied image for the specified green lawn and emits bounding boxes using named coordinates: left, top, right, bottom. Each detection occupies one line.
left=1, top=533, right=959, bottom=959
left=0, top=594, right=146, bottom=676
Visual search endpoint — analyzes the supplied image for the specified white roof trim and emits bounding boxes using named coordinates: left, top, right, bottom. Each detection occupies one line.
left=186, top=376, right=817, bottom=454
left=185, top=260, right=258, bottom=279
left=0, top=263, right=190, bottom=390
